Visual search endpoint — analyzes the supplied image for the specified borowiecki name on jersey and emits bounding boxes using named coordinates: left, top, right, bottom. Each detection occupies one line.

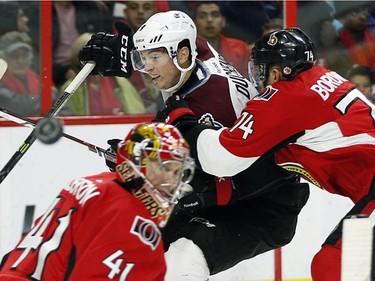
left=310, top=71, right=347, bottom=101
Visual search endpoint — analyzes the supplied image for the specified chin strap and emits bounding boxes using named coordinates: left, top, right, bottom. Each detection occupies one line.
left=164, top=57, right=196, bottom=94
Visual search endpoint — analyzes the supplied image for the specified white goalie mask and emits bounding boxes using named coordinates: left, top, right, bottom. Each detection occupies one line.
left=131, top=11, right=198, bottom=93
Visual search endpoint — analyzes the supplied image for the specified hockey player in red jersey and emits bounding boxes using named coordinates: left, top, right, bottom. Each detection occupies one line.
left=161, top=27, right=375, bottom=281
left=0, top=122, right=195, bottom=281
left=79, top=10, right=309, bottom=280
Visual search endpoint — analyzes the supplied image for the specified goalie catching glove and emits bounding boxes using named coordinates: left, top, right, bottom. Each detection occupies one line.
left=79, top=21, right=133, bottom=78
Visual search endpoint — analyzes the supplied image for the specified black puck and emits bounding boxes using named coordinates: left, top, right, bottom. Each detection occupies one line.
left=35, top=117, right=63, bottom=144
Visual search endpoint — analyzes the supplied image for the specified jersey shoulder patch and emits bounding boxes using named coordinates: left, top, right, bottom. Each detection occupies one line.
left=198, top=113, right=224, bottom=128
left=255, top=85, right=279, bottom=101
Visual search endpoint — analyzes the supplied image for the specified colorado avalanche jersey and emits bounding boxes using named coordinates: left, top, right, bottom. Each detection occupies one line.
left=0, top=172, right=166, bottom=280
left=193, top=66, right=375, bottom=203
left=164, top=36, right=258, bottom=128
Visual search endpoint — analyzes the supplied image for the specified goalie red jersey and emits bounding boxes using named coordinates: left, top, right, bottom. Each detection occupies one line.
left=0, top=172, right=166, bottom=281
left=195, top=66, right=375, bottom=203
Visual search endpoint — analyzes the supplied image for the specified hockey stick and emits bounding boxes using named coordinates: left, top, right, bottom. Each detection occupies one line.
left=0, top=62, right=95, bottom=184
left=0, top=58, right=8, bottom=79
left=0, top=108, right=116, bottom=164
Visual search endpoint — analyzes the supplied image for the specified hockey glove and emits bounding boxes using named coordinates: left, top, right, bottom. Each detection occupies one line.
left=153, top=95, right=197, bottom=128
left=105, top=138, right=121, bottom=172
left=177, top=171, right=239, bottom=212
left=79, top=21, right=133, bottom=78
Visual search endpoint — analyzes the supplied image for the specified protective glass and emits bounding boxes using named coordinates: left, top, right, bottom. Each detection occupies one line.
left=134, top=151, right=194, bottom=228
left=130, top=48, right=169, bottom=73
left=248, top=60, right=266, bottom=90
left=145, top=152, right=195, bottom=204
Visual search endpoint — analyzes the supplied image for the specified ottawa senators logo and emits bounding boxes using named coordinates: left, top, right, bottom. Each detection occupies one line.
left=267, top=33, right=278, bottom=46
left=130, top=215, right=162, bottom=250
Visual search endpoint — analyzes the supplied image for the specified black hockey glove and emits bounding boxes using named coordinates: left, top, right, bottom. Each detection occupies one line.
left=153, top=95, right=198, bottom=133
left=79, top=21, right=133, bottom=78
left=154, top=95, right=194, bottom=123
left=177, top=171, right=239, bottom=212
left=105, top=139, right=121, bottom=172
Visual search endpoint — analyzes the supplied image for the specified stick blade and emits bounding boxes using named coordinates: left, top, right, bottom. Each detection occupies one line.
left=0, top=58, right=8, bottom=79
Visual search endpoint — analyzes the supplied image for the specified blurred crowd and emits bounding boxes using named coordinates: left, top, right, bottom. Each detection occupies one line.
left=0, top=0, right=374, bottom=117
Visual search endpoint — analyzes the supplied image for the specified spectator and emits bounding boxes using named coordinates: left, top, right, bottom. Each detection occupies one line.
left=120, top=0, right=164, bottom=113
left=123, top=1, right=157, bottom=31
left=61, top=33, right=146, bottom=115
left=193, top=1, right=250, bottom=76
left=220, top=1, right=280, bottom=44
left=52, top=1, right=113, bottom=88
left=0, top=1, right=41, bottom=72
left=0, top=1, right=29, bottom=36
left=325, top=1, right=375, bottom=76
left=262, top=17, right=283, bottom=36
left=0, top=31, right=40, bottom=116
left=0, top=122, right=195, bottom=281
left=249, top=17, right=283, bottom=52
left=347, top=64, right=375, bottom=103
left=297, top=1, right=335, bottom=55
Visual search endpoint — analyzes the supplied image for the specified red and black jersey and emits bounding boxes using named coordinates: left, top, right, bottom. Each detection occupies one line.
left=0, top=172, right=166, bottom=280
left=193, top=66, right=375, bottom=203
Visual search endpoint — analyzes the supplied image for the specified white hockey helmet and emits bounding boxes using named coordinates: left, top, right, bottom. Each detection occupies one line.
left=131, top=10, right=198, bottom=75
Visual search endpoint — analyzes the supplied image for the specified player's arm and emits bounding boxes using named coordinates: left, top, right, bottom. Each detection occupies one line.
left=155, top=95, right=252, bottom=177
left=177, top=154, right=302, bottom=212
left=159, top=88, right=310, bottom=178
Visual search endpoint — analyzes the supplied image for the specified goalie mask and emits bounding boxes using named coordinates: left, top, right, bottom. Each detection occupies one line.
left=116, top=122, right=195, bottom=227
left=249, top=27, right=316, bottom=88
left=131, top=10, right=198, bottom=93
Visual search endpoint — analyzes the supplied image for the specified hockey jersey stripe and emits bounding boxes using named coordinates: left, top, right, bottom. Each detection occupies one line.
left=295, top=121, right=375, bottom=152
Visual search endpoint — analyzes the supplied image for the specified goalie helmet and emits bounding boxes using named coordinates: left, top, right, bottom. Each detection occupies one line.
left=249, top=27, right=316, bottom=87
left=116, top=122, right=195, bottom=227
left=131, top=10, right=198, bottom=91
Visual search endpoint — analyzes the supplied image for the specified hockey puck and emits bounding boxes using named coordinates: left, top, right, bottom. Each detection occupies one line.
left=35, top=117, right=63, bottom=144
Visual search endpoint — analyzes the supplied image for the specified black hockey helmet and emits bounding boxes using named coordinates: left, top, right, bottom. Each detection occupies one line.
left=249, top=27, right=316, bottom=86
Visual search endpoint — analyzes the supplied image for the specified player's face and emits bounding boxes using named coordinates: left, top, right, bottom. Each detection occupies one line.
left=146, top=158, right=184, bottom=196
left=141, top=48, right=181, bottom=89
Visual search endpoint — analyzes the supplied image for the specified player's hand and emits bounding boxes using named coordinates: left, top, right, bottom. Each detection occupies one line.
left=153, top=95, right=196, bottom=125
left=177, top=189, right=217, bottom=212
left=79, top=21, right=133, bottom=78
left=105, top=139, right=121, bottom=171
left=176, top=171, right=239, bottom=212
